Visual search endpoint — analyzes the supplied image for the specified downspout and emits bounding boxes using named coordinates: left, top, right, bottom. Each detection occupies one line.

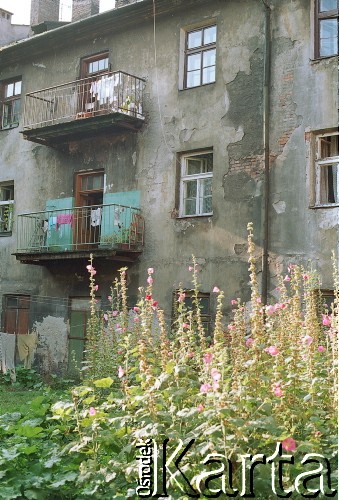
left=261, top=0, right=271, bottom=304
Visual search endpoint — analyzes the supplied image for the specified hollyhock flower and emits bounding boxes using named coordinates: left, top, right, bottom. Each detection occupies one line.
left=228, top=324, right=236, bottom=331
left=246, top=338, right=254, bottom=347
left=183, top=323, right=190, bottom=329
left=288, top=264, right=296, bottom=273
left=274, top=386, right=283, bottom=397
left=318, top=345, right=325, bottom=352
left=93, top=284, right=99, bottom=291
left=197, top=404, right=204, bottom=412
left=134, top=316, right=140, bottom=323
left=118, top=366, right=125, bottom=378
left=145, top=294, right=152, bottom=301
left=266, top=305, right=276, bottom=316
left=152, top=301, right=158, bottom=308
left=302, top=335, right=313, bottom=346
left=89, top=407, right=96, bottom=416
left=203, top=352, right=213, bottom=365
left=264, top=345, right=279, bottom=356
left=282, top=437, right=297, bottom=452
left=212, top=286, right=220, bottom=293
left=147, top=276, right=154, bottom=285
left=200, top=383, right=213, bottom=393
left=178, top=292, right=186, bottom=302
left=147, top=267, right=154, bottom=274
left=212, top=381, right=220, bottom=391
left=86, top=264, right=97, bottom=275
left=187, top=352, right=194, bottom=358
left=302, top=274, right=309, bottom=280
left=133, top=306, right=140, bottom=313
left=231, top=299, right=238, bottom=305
left=107, top=295, right=112, bottom=302
left=211, top=368, right=221, bottom=381
left=322, top=314, right=331, bottom=327
left=256, top=297, right=262, bottom=303
left=188, top=266, right=194, bottom=271
left=283, top=275, right=291, bottom=282
left=112, top=310, right=118, bottom=317
left=103, top=313, right=108, bottom=321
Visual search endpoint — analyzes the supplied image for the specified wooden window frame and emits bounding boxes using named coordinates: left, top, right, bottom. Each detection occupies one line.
left=314, top=0, right=338, bottom=58
left=80, top=51, right=110, bottom=79
left=184, top=25, right=217, bottom=89
left=0, top=77, right=22, bottom=130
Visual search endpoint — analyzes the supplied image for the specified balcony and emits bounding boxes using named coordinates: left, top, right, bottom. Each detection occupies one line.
left=21, top=71, right=146, bottom=146
left=13, top=203, right=144, bottom=265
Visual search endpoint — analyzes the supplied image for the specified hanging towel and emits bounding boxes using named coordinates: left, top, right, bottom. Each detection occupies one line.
left=90, top=207, right=102, bottom=227
left=0, top=333, right=16, bottom=373
left=17, top=333, right=38, bottom=369
left=56, top=213, right=73, bottom=229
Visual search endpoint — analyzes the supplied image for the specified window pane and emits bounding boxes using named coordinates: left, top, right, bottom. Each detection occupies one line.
left=203, top=26, right=216, bottom=45
left=98, top=58, right=108, bottom=71
left=320, top=36, right=338, bottom=56
left=200, top=178, right=213, bottom=213
left=203, top=49, right=216, bottom=68
left=6, top=83, right=14, bottom=98
left=203, top=66, right=216, bottom=84
left=14, top=81, right=21, bottom=95
left=319, top=0, right=337, bottom=11
left=320, top=164, right=339, bottom=203
left=12, top=99, right=21, bottom=124
left=187, top=158, right=203, bottom=175
left=187, top=29, right=202, bottom=49
left=187, top=53, right=201, bottom=71
left=184, top=180, right=197, bottom=215
left=186, top=70, right=201, bottom=88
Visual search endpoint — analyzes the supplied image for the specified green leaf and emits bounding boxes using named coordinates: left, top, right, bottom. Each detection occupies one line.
left=93, top=377, right=114, bottom=388
left=16, top=425, right=44, bottom=438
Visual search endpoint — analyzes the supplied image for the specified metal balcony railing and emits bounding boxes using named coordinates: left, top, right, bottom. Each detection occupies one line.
left=22, top=71, right=145, bottom=131
left=16, top=203, right=144, bottom=254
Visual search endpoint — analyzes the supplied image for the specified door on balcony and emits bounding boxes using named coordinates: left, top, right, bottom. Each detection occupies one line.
left=79, top=52, right=110, bottom=115
left=74, top=171, right=104, bottom=249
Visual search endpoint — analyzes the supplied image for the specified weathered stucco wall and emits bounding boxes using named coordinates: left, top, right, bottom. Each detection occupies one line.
left=0, top=0, right=337, bottom=370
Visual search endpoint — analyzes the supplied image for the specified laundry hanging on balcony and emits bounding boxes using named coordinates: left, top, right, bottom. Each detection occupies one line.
left=56, top=213, right=73, bottom=229
left=91, top=207, right=102, bottom=227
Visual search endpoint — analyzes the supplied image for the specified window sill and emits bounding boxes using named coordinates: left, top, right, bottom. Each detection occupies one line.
left=0, top=124, right=19, bottom=131
left=177, top=213, right=213, bottom=219
left=309, top=204, right=339, bottom=209
left=0, top=231, right=12, bottom=237
left=179, top=82, right=216, bottom=92
left=310, top=55, right=338, bottom=65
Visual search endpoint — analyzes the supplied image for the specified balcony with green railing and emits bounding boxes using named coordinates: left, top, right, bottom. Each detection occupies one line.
left=14, top=202, right=144, bottom=265
left=21, top=71, right=146, bottom=146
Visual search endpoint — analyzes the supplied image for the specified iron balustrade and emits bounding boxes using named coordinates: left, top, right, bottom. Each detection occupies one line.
left=16, top=203, right=144, bottom=253
left=22, top=71, right=145, bottom=130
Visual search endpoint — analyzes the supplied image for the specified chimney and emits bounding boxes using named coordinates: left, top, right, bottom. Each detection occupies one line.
left=30, top=0, right=60, bottom=26
left=72, top=0, right=100, bottom=22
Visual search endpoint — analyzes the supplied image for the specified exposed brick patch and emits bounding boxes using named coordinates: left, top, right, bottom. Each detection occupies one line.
left=228, top=154, right=264, bottom=179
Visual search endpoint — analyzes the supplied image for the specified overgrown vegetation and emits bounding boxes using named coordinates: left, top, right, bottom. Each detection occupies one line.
left=0, top=223, right=337, bottom=498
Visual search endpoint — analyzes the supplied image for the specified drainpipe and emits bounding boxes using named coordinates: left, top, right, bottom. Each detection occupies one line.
left=261, top=0, right=271, bottom=304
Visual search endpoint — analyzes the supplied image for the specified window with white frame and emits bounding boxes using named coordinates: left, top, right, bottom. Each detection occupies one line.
left=0, top=182, right=14, bottom=234
left=315, top=131, right=339, bottom=205
left=179, top=151, right=213, bottom=216
left=184, top=25, right=217, bottom=89
left=1, top=79, right=22, bottom=130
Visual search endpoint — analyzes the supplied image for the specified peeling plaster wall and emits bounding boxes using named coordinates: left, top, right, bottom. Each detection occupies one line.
left=0, top=0, right=337, bottom=364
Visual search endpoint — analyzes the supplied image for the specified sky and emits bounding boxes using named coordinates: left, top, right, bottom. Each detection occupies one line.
left=0, top=0, right=115, bottom=24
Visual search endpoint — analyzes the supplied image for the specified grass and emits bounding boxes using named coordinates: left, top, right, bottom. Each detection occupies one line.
left=0, top=384, right=46, bottom=415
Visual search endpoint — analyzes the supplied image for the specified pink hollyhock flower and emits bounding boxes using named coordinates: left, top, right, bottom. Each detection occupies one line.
left=203, top=352, right=213, bottom=365
left=283, top=275, right=291, bottom=282
left=282, top=437, right=297, bottom=452
left=134, top=317, right=140, bottom=323
left=200, top=383, right=213, bottom=393
left=93, top=284, right=99, bottom=291
left=89, top=407, right=96, bottom=416
left=212, top=286, right=220, bottom=293
left=211, top=368, right=221, bottom=381
left=178, top=292, right=186, bottom=302
left=231, top=299, right=238, bottom=305
left=228, top=324, right=236, bottom=331
left=197, top=404, right=204, bottom=412
left=103, top=313, right=108, bottom=321
left=145, top=294, right=152, bottom=300
left=86, top=264, right=97, bottom=275
left=246, top=338, right=254, bottom=347
left=266, top=305, right=276, bottom=316
left=274, top=386, right=283, bottom=397
left=112, top=310, right=118, bottom=317
left=302, top=274, right=309, bottom=280
left=212, top=381, right=220, bottom=391
left=118, top=366, right=125, bottom=378
left=133, top=306, right=140, bottom=313
left=107, top=295, right=112, bottom=302
left=187, top=352, right=194, bottom=358
left=322, top=314, right=331, bottom=327
left=183, top=323, right=190, bottom=329
left=147, top=276, right=154, bottom=285
left=302, top=335, right=313, bottom=346
left=147, top=267, right=154, bottom=274
left=288, top=264, right=296, bottom=272
left=188, top=266, right=194, bottom=271
left=318, top=345, right=325, bottom=352
left=256, top=297, right=262, bottom=303
left=264, top=345, right=279, bottom=356
left=152, top=300, right=158, bottom=308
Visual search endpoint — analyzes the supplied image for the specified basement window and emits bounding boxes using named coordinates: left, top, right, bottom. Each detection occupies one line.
left=1, top=78, right=22, bottom=130
left=0, top=182, right=14, bottom=235
left=315, top=131, right=339, bottom=206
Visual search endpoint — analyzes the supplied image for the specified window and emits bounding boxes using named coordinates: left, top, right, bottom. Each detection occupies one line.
left=1, top=78, right=22, bottom=129
left=314, top=131, right=339, bottom=205
left=0, top=182, right=14, bottom=234
left=179, top=150, right=213, bottom=216
left=184, top=25, right=216, bottom=88
left=315, top=0, right=338, bottom=58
